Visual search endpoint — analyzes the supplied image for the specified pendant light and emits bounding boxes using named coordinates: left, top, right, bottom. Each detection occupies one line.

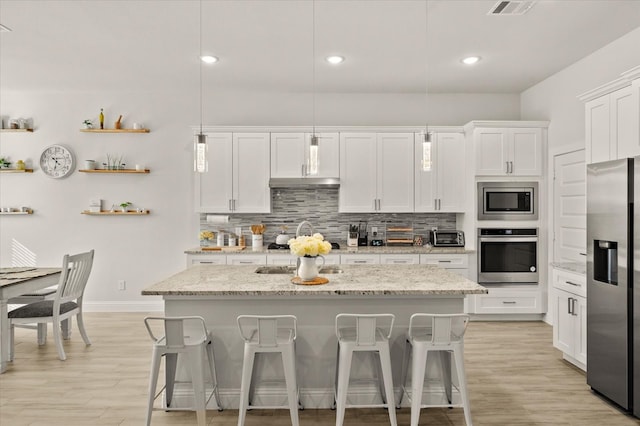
left=194, top=0, right=208, bottom=173
left=307, top=0, right=319, bottom=176
left=421, top=0, right=433, bottom=172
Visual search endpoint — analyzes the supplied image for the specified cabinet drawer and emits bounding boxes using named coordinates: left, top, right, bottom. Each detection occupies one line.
left=380, top=254, right=420, bottom=265
left=420, top=254, right=468, bottom=268
left=226, top=255, right=267, bottom=265
left=474, top=289, right=542, bottom=314
left=267, top=254, right=340, bottom=266
left=340, top=254, right=380, bottom=265
left=552, top=268, right=586, bottom=298
left=187, top=255, right=227, bottom=267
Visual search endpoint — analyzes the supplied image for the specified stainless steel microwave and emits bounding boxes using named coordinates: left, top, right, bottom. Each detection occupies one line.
left=477, top=182, right=538, bottom=221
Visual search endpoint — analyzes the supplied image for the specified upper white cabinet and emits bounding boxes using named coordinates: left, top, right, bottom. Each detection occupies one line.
left=473, top=127, right=543, bottom=176
left=270, top=132, right=339, bottom=178
left=339, top=132, right=414, bottom=212
left=196, top=132, right=271, bottom=213
left=415, top=132, right=465, bottom=212
left=580, top=66, right=640, bottom=164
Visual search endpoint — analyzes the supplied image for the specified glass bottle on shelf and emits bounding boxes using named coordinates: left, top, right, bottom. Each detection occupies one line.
left=99, top=108, right=104, bottom=129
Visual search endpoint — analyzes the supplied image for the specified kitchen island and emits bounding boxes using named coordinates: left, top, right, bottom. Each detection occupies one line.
left=142, top=264, right=487, bottom=409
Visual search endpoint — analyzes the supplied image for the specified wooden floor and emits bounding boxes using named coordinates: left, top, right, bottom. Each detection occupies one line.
left=1, top=313, right=638, bottom=426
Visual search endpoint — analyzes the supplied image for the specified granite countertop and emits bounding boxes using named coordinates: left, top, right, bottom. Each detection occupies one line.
left=551, top=262, right=586, bottom=275
left=142, top=264, right=487, bottom=296
left=185, top=246, right=474, bottom=255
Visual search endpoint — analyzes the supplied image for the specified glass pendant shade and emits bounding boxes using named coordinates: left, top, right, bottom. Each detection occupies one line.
left=194, top=133, right=208, bottom=173
left=422, top=131, right=432, bottom=172
left=308, top=135, right=319, bottom=176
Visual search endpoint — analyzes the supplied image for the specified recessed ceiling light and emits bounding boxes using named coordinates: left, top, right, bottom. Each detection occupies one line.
left=461, top=56, right=481, bottom=65
left=201, top=55, right=218, bottom=64
left=326, top=56, right=345, bottom=65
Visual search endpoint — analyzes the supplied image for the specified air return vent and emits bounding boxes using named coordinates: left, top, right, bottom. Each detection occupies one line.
left=488, top=1, right=536, bottom=15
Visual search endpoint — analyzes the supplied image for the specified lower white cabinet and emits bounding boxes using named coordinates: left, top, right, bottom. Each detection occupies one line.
left=226, top=255, right=267, bottom=265
left=186, top=254, right=227, bottom=267
left=472, top=287, right=542, bottom=314
left=380, top=254, right=420, bottom=264
left=340, top=254, right=380, bottom=265
left=552, top=268, right=587, bottom=370
left=266, top=254, right=340, bottom=265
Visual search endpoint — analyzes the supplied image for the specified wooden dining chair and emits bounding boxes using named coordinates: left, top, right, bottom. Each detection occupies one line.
left=8, top=250, right=95, bottom=361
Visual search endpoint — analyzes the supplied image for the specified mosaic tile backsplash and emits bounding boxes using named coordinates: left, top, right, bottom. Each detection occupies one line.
left=199, top=188, right=457, bottom=246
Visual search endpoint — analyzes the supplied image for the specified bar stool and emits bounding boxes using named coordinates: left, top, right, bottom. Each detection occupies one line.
left=333, top=313, right=397, bottom=426
left=236, top=315, right=302, bottom=426
left=398, top=313, right=472, bottom=426
left=143, top=316, right=222, bottom=426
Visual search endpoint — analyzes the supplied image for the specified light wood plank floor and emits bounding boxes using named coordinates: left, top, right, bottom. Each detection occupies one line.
left=1, top=313, right=638, bottom=426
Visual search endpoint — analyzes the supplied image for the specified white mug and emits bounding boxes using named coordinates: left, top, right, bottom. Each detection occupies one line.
left=133, top=122, right=143, bottom=130
left=85, top=160, right=96, bottom=170
left=135, top=164, right=144, bottom=171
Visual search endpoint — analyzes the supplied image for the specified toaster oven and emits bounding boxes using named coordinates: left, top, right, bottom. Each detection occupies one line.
left=430, top=230, right=465, bottom=247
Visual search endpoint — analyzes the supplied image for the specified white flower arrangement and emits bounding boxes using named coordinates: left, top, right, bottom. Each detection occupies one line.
left=199, top=230, right=215, bottom=241
left=288, top=233, right=332, bottom=257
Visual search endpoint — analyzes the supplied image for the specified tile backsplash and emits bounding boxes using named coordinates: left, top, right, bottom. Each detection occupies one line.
left=199, top=188, right=457, bottom=246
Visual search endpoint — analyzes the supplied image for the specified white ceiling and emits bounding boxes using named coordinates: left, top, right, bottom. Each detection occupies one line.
left=1, top=0, right=639, bottom=95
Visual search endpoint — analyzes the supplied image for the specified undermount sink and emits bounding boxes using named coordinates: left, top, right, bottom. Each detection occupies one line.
left=254, top=266, right=344, bottom=274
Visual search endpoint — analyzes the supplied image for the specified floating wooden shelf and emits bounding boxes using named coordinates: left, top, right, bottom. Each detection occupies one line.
left=0, top=211, right=33, bottom=215
left=0, top=128, right=34, bottom=132
left=81, top=210, right=150, bottom=215
left=79, top=129, right=150, bottom=133
left=79, top=169, right=150, bottom=174
left=0, top=169, right=34, bottom=173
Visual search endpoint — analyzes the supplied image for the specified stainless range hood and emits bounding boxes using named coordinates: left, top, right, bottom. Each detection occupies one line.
left=269, top=177, right=340, bottom=188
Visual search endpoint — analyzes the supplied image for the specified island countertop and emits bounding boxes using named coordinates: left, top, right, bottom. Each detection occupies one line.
left=141, top=264, right=487, bottom=296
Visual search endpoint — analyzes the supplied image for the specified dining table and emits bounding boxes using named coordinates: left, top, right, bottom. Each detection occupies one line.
left=0, top=267, right=61, bottom=373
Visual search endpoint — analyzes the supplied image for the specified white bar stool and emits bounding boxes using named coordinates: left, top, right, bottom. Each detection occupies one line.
left=398, top=313, right=472, bottom=426
left=236, top=315, right=302, bottom=426
left=143, top=316, right=222, bottom=426
left=333, top=313, right=397, bottom=426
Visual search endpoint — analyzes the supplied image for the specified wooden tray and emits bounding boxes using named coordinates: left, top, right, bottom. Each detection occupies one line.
left=200, top=247, right=222, bottom=251
left=221, top=246, right=246, bottom=252
left=291, top=276, right=329, bottom=286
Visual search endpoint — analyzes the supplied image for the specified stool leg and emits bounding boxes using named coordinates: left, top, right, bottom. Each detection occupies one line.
left=61, top=318, right=72, bottom=340
left=332, top=344, right=340, bottom=409
left=146, top=348, right=162, bottom=426
left=335, top=344, right=353, bottom=426
left=188, top=347, right=207, bottom=426
left=281, top=345, right=300, bottom=426
left=165, top=353, right=178, bottom=407
left=37, top=323, right=48, bottom=344
left=374, top=351, right=387, bottom=405
left=206, top=340, right=223, bottom=411
left=453, top=346, right=472, bottom=426
left=410, top=345, right=428, bottom=426
left=438, top=351, right=453, bottom=405
left=378, top=343, right=398, bottom=426
left=398, top=337, right=411, bottom=408
left=238, top=345, right=255, bottom=426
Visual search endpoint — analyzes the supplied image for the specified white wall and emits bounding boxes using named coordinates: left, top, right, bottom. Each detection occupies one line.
left=520, top=27, right=640, bottom=150
left=0, top=89, right=519, bottom=310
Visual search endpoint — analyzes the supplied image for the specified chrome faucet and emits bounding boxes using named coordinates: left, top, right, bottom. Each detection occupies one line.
left=296, top=220, right=315, bottom=237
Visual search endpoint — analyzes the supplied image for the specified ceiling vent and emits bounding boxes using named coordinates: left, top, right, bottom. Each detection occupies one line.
left=0, top=24, right=12, bottom=33
left=488, top=1, right=536, bottom=15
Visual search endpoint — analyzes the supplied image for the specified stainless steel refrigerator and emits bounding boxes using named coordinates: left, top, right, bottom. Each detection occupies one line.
left=587, top=157, right=639, bottom=416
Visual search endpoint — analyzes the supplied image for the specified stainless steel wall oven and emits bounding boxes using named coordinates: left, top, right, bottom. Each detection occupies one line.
left=477, top=228, right=538, bottom=284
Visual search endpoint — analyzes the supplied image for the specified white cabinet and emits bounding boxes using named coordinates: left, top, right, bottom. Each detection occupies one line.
left=552, top=268, right=587, bottom=370
left=340, top=254, right=380, bottom=265
left=415, top=132, right=465, bottom=212
left=472, top=287, right=543, bottom=314
left=339, top=133, right=414, bottom=212
left=585, top=85, right=639, bottom=164
left=474, top=127, right=543, bottom=176
left=380, top=254, right=420, bottom=264
left=226, top=254, right=267, bottom=265
left=186, top=254, right=227, bottom=267
left=270, top=132, right=339, bottom=178
left=196, top=132, right=271, bottom=213
left=266, top=254, right=340, bottom=265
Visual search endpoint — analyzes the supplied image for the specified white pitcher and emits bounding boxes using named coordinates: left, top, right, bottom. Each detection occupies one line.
left=296, top=255, right=325, bottom=281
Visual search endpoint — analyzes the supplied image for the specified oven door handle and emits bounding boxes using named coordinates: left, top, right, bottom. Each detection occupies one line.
left=478, top=237, right=538, bottom=243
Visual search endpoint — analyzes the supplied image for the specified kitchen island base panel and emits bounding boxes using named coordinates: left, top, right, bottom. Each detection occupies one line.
left=162, top=295, right=465, bottom=410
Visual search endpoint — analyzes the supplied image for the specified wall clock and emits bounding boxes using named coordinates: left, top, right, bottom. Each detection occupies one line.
left=39, top=144, right=75, bottom=179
